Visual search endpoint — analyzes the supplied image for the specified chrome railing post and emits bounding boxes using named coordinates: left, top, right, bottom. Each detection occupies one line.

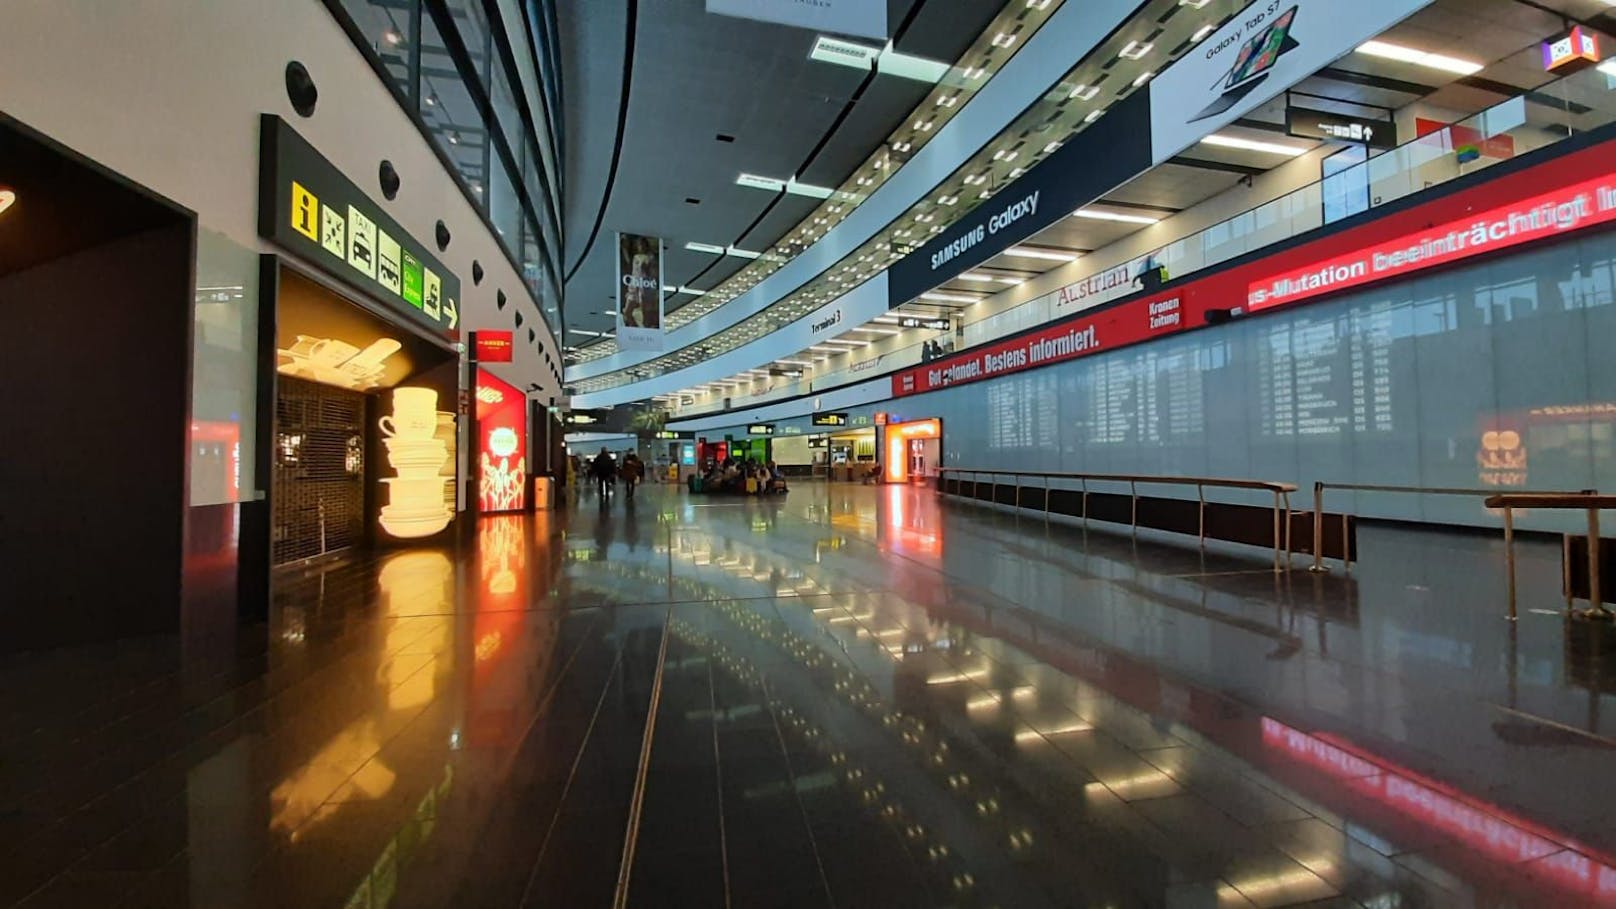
left=1589, top=507, right=1605, bottom=617
left=1013, top=473, right=1020, bottom=513
left=1283, top=490, right=1293, bottom=565
left=1082, top=478, right=1089, bottom=527
left=1272, top=490, right=1283, bottom=572
left=1503, top=505, right=1517, bottom=621
left=1309, top=482, right=1327, bottom=573
left=1130, top=480, right=1138, bottom=536
left=1044, top=476, right=1052, bottom=522
left=1197, top=483, right=1206, bottom=550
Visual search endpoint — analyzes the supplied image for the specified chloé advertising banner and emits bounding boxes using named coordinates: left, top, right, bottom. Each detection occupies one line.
left=258, top=115, right=460, bottom=339
left=705, top=0, right=886, bottom=40
left=616, top=233, right=664, bottom=351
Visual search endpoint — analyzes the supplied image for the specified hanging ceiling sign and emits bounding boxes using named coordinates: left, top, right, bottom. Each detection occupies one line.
left=258, top=115, right=460, bottom=339
left=747, top=424, right=776, bottom=436
left=1285, top=106, right=1397, bottom=149
left=1543, top=25, right=1600, bottom=74
left=705, top=0, right=886, bottom=40
left=812, top=412, right=850, bottom=427
left=900, top=316, right=953, bottom=330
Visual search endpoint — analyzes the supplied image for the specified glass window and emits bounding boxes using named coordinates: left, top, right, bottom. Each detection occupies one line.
left=446, top=0, right=490, bottom=86
left=339, top=0, right=416, bottom=96
left=489, top=145, right=523, bottom=257
left=419, top=10, right=485, bottom=196
left=1322, top=145, right=1369, bottom=224
left=490, top=63, right=523, bottom=167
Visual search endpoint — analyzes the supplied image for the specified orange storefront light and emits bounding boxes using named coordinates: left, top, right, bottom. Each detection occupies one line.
left=883, top=418, right=941, bottom=483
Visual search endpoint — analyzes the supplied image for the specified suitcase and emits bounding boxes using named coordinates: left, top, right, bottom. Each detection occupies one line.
left=745, top=478, right=759, bottom=494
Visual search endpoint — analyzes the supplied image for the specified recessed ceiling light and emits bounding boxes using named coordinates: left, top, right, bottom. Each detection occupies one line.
left=1192, top=24, right=1215, bottom=42
left=1601, top=59, right=1616, bottom=76
left=0, top=188, right=14, bottom=217
left=921, top=292, right=980, bottom=303
left=1201, top=133, right=1308, bottom=156
left=1072, top=208, right=1160, bottom=225
left=810, top=35, right=879, bottom=69
left=1132, top=71, right=1154, bottom=88
left=736, top=173, right=786, bottom=192
left=1084, top=109, right=1104, bottom=123
left=686, top=241, right=726, bottom=254
left=959, top=273, right=996, bottom=282
left=1355, top=40, right=1483, bottom=75
left=1004, top=246, right=1079, bottom=262
left=1119, top=41, right=1153, bottom=60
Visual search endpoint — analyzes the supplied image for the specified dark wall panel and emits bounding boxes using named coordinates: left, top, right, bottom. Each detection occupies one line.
left=0, top=223, right=194, bottom=652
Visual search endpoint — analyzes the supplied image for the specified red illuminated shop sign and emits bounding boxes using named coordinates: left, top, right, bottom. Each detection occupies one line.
left=475, top=368, right=527, bottom=512
left=1248, top=171, right=1616, bottom=311
left=893, top=135, right=1616, bottom=399
left=472, top=330, right=514, bottom=363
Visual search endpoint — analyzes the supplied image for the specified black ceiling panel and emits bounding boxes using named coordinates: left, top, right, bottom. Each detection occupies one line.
left=797, top=77, right=931, bottom=189
left=893, top=0, right=1006, bottom=63
left=737, top=194, right=823, bottom=252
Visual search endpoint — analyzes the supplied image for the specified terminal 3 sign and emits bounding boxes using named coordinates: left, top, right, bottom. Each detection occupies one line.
left=259, top=115, right=461, bottom=339
left=893, top=135, right=1616, bottom=398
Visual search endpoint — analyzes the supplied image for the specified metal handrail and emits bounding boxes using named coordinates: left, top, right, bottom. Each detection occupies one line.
left=1485, top=493, right=1616, bottom=622
left=1306, top=482, right=1594, bottom=575
left=937, top=468, right=1297, bottom=571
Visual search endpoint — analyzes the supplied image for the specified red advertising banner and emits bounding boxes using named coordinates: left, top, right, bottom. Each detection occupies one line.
left=476, top=368, right=527, bottom=513
left=1248, top=171, right=1616, bottom=311
left=893, top=288, right=1193, bottom=396
left=892, top=136, right=1616, bottom=398
left=472, top=330, right=514, bottom=362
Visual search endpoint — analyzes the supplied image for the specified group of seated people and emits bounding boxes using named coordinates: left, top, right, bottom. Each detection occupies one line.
left=692, top=457, right=789, bottom=495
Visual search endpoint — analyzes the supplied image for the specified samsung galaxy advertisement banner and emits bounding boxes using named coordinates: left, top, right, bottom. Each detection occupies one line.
left=705, top=0, right=885, bottom=40
left=889, top=93, right=1152, bottom=305
left=1148, top=0, right=1430, bottom=165
left=616, top=233, right=663, bottom=351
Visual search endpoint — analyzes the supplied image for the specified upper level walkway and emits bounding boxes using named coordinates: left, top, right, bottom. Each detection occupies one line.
left=3, top=483, right=1612, bottom=907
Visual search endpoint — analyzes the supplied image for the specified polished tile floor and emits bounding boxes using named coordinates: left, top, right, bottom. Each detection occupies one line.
left=4, top=482, right=1616, bottom=907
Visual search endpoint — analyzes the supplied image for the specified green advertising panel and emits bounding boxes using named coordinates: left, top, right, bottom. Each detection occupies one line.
left=258, top=114, right=460, bottom=338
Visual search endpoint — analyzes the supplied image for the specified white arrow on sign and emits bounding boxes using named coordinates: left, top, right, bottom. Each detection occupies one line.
left=445, top=296, right=458, bottom=330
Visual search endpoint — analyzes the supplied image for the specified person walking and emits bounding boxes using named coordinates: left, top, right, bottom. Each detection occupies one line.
left=590, top=447, right=616, bottom=499
left=621, top=452, right=644, bottom=501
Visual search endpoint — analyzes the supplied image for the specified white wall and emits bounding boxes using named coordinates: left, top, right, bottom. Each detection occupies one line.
left=0, top=0, right=563, bottom=501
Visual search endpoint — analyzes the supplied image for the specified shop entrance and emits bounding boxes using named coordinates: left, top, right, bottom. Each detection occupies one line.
left=884, top=419, right=943, bottom=484
left=273, top=375, right=367, bottom=563
left=271, top=267, right=459, bottom=567
left=828, top=428, right=877, bottom=481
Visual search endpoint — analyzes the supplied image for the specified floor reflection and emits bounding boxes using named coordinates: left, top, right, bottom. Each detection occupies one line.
left=8, top=485, right=1616, bottom=907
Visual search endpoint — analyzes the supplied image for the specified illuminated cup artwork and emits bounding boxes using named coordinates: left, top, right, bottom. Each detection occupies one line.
left=378, top=386, right=453, bottom=538
left=277, top=334, right=401, bottom=391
